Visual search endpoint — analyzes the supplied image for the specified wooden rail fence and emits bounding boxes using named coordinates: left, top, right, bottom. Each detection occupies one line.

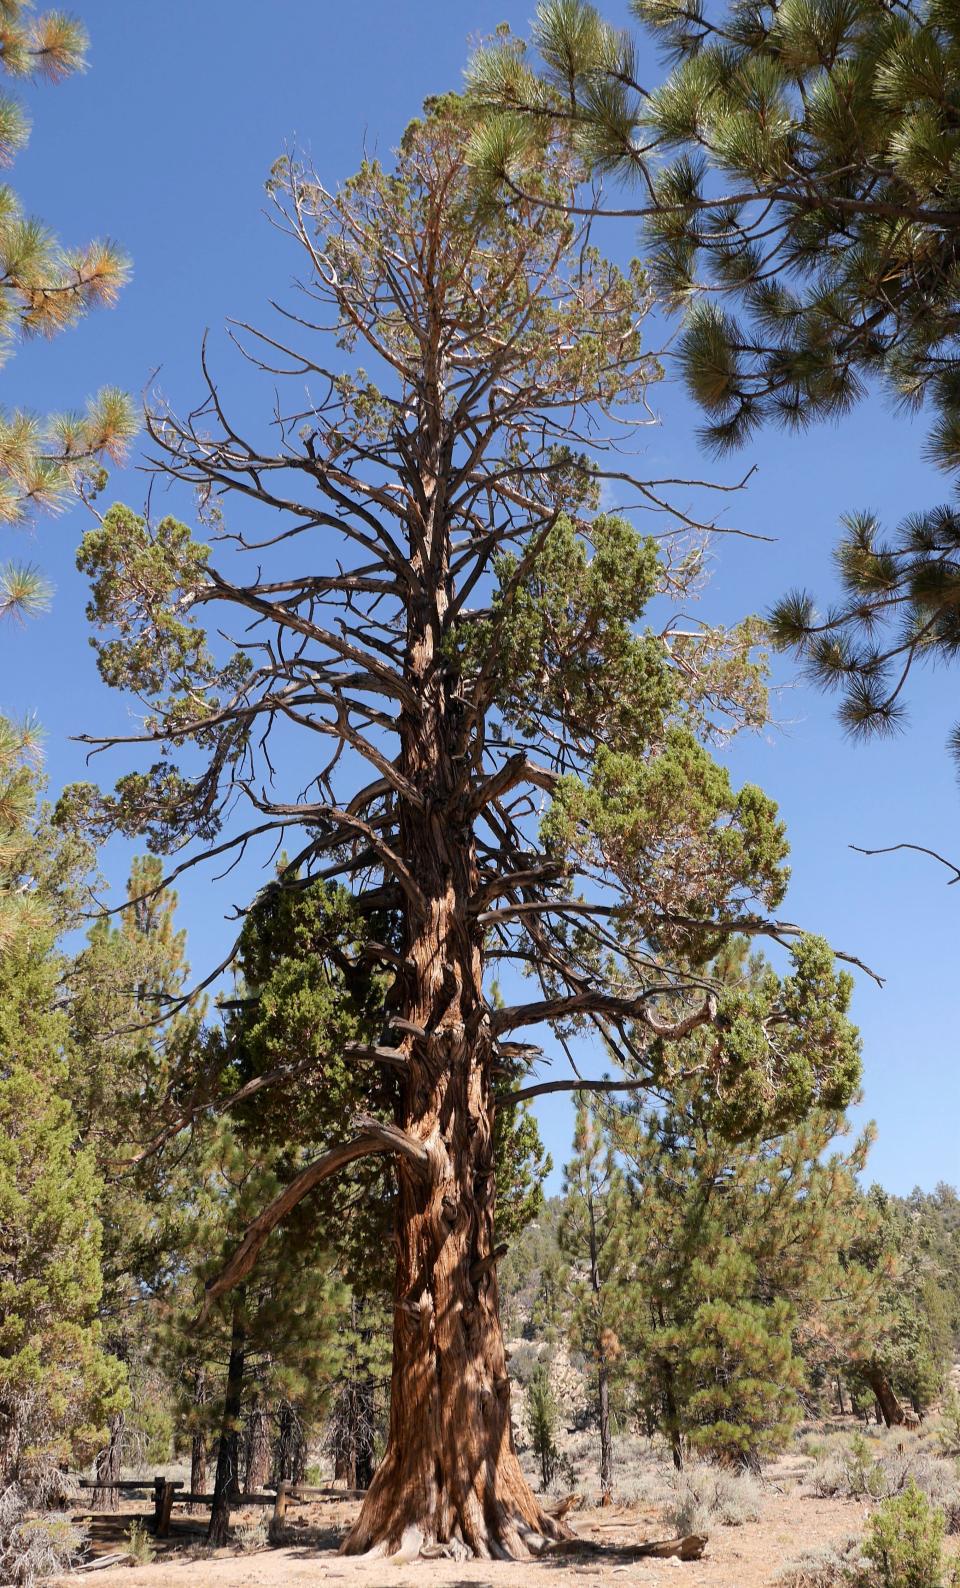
left=77, top=1477, right=365, bottom=1538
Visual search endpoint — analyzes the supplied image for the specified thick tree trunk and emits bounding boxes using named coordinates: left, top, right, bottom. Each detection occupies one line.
left=243, top=1393, right=270, bottom=1494
left=836, top=1378, right=845, bottom=1416
left=865, top=1363, right=906, bottom=1428
left=188, top=1370, right=208, bottom=1515
left=342, top=1007, right=560, bottom=1557
left=342, top=607, right=565, bottom=1557
left=274, top=1402, right=295, bottom=1486
left=92, top=1411, right=125, bottom=1511
left=661, top=1363, right=684, bottom=1471
left=598, top=1365, right=613, bottom=1500
left=207, top=1299, right=246, bottom=1546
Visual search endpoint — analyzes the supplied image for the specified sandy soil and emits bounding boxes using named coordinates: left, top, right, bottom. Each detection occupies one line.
left=63, top=1487, right=874, bottom=1588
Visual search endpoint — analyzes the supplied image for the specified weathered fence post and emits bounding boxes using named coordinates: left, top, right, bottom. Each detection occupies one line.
left=269, top=1479, right=290, bottom=1545
left=160, top=1479, right=177, bottom=1538
left=152, top=1477, right=165, bottom=1533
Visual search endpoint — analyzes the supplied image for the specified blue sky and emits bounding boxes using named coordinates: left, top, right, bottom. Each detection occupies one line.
left=3, top=0, right=957, bottom=1197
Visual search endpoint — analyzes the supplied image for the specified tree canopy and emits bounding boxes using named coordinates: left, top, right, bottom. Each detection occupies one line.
left=0, top=0, right=132, bottom=622
left=467, top=0, right=960, bottom=749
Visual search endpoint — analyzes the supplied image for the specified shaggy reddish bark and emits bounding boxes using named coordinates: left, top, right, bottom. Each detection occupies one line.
left=344, top=561, right=565, bottom=1555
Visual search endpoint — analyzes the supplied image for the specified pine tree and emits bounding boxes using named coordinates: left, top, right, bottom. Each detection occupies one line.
left=0, top=2, right=132, bottom=621
left=326, top=1294, right=391, bottom=1490
left=467, top=1, right=960, bottom=749
left=845, top=1185, right=954, bottom=1420
left=558, top=1101, right=629, bottom=1498
left=60, top=100, right=861, bottom=1558
left=0, top=717, right=122, bottom=1491
left=66, top=856, right=204, bottom=1509
left=610, top=1005, right=875, bottom=1468
left=526, top=1358, right=561, bottom=1491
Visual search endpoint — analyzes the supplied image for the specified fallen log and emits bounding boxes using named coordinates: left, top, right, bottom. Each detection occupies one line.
left=545, top=1532, right=707, bottom=1562
left=636, top=1534, right=708, bottom=1560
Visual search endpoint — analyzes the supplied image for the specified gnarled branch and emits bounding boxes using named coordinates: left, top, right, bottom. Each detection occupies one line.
left=197, top=1118, right=430, bottom=1324
left=492, top=989, right=718, bottom=1038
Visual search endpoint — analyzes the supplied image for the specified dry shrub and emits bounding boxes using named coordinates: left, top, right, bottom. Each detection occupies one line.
left=811, top=1431, right=958, bottom=1513
left=776, top=1540, right=862, bottom=1588
left=0, top=1485, right=88, bottom=1587
left=234, top=1507, right=269, bottom=1553
left=663, top=1464, right=762, bottom=1534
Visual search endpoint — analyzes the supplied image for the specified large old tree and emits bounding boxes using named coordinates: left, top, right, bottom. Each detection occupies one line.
left=63, top=104, right=861, bottom=1558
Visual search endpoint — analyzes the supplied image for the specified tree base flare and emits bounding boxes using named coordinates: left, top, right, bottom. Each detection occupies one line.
left=340, top=1444, right=570, bottom=1561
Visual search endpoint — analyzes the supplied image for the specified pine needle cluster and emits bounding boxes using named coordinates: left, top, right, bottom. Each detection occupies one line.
left=0, top=1, right=132, bottom=620
left=468, top=0, right=960, bottom=746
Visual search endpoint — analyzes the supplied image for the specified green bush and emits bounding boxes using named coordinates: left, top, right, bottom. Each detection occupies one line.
left=936, top=1388, right=960, bottom=1460
left=527, top=1359, right=561, bottom=1490
left=861, top=1482, right=947, bottom=1588
left=124, top=1519, right=155, bottom=1566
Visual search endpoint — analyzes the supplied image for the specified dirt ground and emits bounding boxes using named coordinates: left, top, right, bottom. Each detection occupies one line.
left=61, top=1487, right=873, bottom=1588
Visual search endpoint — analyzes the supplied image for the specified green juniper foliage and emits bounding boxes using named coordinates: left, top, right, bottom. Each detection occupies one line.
left=0, top=2, right=132, bottom=621
left=468, top=0, right=960, bottom=748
